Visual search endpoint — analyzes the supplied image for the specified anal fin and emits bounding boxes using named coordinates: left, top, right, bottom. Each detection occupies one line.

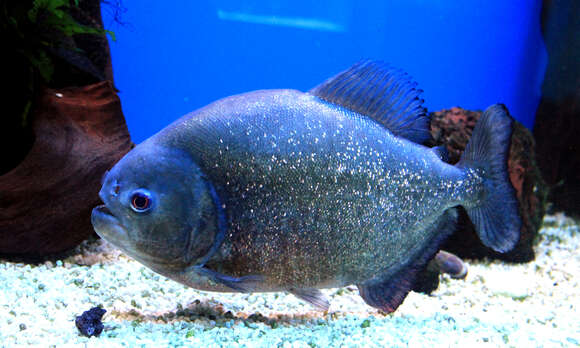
left=289, top=288, right=330, bottom=311
left=357, top=208, right=458, bottom=313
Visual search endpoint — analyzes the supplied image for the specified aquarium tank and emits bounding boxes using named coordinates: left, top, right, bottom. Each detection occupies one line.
left=2, top=0, right=579, bottom=347
left=102, top=0, right=546, bottom=143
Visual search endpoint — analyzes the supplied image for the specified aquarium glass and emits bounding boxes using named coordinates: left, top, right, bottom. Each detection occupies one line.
left=102, top=0, right=546, bottom=143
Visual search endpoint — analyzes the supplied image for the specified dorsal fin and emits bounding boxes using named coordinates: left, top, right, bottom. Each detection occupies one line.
left=310, top=60, right=431, bottom=144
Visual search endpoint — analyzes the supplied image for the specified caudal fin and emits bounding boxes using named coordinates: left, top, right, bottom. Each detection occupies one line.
left=457, top=104, right=521, bottom=252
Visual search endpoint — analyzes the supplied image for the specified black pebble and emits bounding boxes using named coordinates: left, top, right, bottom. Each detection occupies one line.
left=75, top=307, right=106, bottom=337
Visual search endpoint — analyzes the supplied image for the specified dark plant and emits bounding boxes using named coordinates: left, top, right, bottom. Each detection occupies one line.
left=1, top=0, right=116, bottom=174
left=3, top=0, right=114, bottom=122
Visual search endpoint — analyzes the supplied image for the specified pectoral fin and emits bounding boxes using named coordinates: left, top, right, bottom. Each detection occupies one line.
left=194, top=266, right=264, bottom=293
left=289, top=288, right=330, bottom=311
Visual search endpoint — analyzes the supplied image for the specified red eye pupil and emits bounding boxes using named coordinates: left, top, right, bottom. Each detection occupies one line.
left=132, top=193, right=150, bottom=210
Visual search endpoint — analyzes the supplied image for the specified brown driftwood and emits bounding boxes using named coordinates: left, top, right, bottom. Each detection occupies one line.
left=428, top=107, right=548, bottom=262
left=0, top=81, right=133, bottom=257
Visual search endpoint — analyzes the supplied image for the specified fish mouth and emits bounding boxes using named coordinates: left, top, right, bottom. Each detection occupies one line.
left=91, top=205, right=128, bottom=243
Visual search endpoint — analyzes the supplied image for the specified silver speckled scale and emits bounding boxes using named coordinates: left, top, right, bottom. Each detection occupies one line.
left=156, top=89, right=478, bottom=287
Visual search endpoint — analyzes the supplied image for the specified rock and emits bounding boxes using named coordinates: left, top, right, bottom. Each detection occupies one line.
left=0, top=81, right=133, bottom=258
left=433, top=250, right=468, bottom=279
left=428, top=107, right=548, bottom=262
left=412, top=250, right=467, bottom=295
left=75, top=307, right=106, bottom=337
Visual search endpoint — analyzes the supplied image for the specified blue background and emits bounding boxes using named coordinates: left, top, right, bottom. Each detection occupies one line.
left=102, top=0, right=547, bottom=143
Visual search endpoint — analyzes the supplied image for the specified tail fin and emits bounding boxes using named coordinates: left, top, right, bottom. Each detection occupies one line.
left=458, top=104, right=521, bottom=252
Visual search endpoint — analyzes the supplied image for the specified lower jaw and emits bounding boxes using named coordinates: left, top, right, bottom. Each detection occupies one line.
left=91, top=205, right=130, bottom=246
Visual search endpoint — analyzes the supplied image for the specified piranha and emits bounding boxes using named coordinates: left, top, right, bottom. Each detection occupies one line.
left=92, top=61, right=521, bottom=313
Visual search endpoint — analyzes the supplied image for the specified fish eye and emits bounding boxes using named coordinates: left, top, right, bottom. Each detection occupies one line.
left=130, top=189, right=153, bottom=213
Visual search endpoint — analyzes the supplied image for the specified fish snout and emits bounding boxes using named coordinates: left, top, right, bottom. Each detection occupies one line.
left=99, top=174, right=121, bottom=203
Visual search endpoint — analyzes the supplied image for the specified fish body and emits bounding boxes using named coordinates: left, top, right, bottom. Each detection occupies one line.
left=92, top=61, right=521, bottom=312
left=156, top=89, right=472, bottom=288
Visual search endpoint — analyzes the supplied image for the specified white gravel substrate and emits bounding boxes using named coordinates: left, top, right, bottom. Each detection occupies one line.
left=1, top=214, right=579, bottom=347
